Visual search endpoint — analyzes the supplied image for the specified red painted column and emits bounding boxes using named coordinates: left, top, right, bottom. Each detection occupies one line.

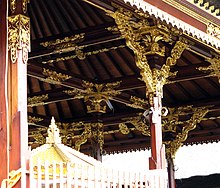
left=149, top=94, right=166, bottom=170
left=7, top=1, right=31, bottom=187
left=0, top=0, right=9, bottom=184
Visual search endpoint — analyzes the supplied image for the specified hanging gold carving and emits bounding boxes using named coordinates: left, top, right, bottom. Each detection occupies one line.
left=121, top=114, right=150, bottom=136
left=109, top=9, right=188, bottom=95
left=42, top=68, right=72, bottom=84
left=126, top=96, right=149, bottom=109
left=8, top=14, right=30, bottom=64
left=10, top=0, right=30, bottom=13
left=198, top=56, right=220, bottom=83
left=27, top=94, right=48, bottom=107
left=10, top=0, right=16, bottom=13
left=74, top=123, right=104, bottom=152
left=164, top=106, right=209, bottom=159
left=22, top=0, right=30, bottom=13
left=119, top=123, right=130, bottom=134
left=64, top=81, right=121, bottom=113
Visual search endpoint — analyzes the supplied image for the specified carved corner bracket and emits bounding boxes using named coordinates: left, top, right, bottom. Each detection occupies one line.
left=163, top=106, right=209, bottom=159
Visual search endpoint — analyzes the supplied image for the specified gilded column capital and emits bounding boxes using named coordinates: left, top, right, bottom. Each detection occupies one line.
left=8, top=14, right=30, bottom=64
left=109, top=8, right=188, bottom=97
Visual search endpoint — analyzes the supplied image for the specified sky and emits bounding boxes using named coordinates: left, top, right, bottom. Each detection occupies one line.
left=102, top=142, right=220, bottom=179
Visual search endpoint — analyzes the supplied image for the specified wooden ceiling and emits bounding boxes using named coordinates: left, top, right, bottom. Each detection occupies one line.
left=27, top=0, right=220, bottom=154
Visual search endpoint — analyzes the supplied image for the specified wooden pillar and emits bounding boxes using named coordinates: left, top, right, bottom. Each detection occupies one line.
left=91, top=139, right=102, bottom=162
left=7, top=0, right=30, bottom=187
left=0, top=0, right=9, bottom=184
left=167, top=157, right=176, bottom=188
left=149, top=94, right=166, bottom=170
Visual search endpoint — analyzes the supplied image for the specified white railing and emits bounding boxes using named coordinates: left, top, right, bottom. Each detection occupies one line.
left=28, top=160, right=167, bottom=188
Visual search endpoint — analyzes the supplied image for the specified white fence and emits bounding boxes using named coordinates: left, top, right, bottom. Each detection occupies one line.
left=28, top=160, right=167, bottom=188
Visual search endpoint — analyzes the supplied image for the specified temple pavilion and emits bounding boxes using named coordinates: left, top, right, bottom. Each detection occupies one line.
left=0, top=0, right=220, bottom=187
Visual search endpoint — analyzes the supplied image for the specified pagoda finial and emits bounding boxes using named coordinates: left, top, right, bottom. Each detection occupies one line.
left=46, top=117, right=61, bottom=144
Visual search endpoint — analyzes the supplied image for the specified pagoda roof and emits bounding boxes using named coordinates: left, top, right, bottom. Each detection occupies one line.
left=31, top=118, right=101, bottom=166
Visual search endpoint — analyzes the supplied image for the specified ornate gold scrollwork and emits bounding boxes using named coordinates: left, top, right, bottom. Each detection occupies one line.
left=27, top=94, right=48, bottom=107
left=198, top=56, right=220, bottom=83
left=42, top=68, right=72, bottom=84
left=40, top=34, right=85, bottom=55
left=127, top=96, right=149, bottom=109
left=8, top=14, right=30, bottom=64
left=41, top=45, right=126, bottom=64
left=64, top=81, right=121, bottom=113
left=164, top=106, right=209, bottom=159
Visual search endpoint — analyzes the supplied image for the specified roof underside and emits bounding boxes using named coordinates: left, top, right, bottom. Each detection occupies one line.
left=27, top=0, right=220, bottom=154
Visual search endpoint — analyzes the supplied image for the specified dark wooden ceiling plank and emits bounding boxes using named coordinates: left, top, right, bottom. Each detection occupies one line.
left=44, top=0, right=71, bottom=33
left=37, top=0, right=59, bottom=36
left=29, top=21, right=117, bottom=55
left=28, top=1, right=44, bottom=39
left=74, top=0, right=103, bottom=25
left=81, top=0, right=115, bottom=12
left=191, top=80, right=210, bottom=98
left=54, top=0, right=79, bottom=31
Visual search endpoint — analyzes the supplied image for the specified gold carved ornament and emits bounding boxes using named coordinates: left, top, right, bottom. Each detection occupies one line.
left=64, top=81, right=121, bottom=113
left=198, top=56, right=220, bottom=83
left=41, top=68, right=72, bottom=85
left=207, top=23, right=220, bottom=40
left=40, top=34, right=85, bottom=59
left=30, top=130, right=46, bottom=145
left=109, top=9, right=188, bottom=96
left=28, top=116, right=43, bottom=124
left=120, top=113, right=151, bottom=136
left=164, top=106, right=209, bottom=159
left=56, top=122, right=74, bottom=146
left=27, top=94, right=48, bottom=107
left=74, top=122, right=104, bottom=152
left=8, top=14, right=30, bottom=64
left=10, top=0, right=30, bottom=14
left=41, top=45, right=126, bottom=64
left=126, top=96, right=149, bottom=109
left=1, top=168, right=22, bottom=188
